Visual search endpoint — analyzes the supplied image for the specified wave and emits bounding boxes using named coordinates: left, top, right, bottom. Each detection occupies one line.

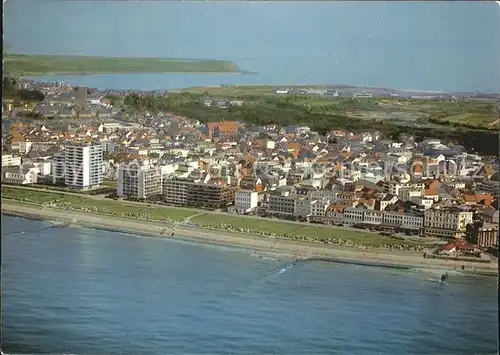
left=2, top=221, right=71, bottom=237
left=426, top=277, right=447, bottom=285
left=409, top=267, right=462, bottom=276
left=249, top=251, right=279, bottom=261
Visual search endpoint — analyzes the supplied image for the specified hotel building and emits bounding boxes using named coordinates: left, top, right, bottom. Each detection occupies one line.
left=424, top=206, right=473, bottom=238
left=117, top=164, right=162, bottom=200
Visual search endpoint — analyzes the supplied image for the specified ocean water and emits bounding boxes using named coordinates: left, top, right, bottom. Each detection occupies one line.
left=2, top=215, right=498, bottom=354
left=4, top=1, right=500, bottom=92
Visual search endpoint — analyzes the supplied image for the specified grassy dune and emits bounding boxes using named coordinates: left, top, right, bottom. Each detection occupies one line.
left=438, top=113, right=500, bottom=128
left=3, top=53, right=242, bottom=75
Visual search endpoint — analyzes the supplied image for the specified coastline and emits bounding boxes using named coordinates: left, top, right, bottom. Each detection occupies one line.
left=21, top=70, right=250, bottom=77
left=2, top=202, right=498, bottom=277
left=5, top=53, right=245, bottom=76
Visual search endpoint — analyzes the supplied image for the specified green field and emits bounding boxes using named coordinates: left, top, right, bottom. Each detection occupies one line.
left=3, top=54, right=241, bottom=75
left=191, top=213, right=302, bottom=235
left=437, top=113, right=499, bottom=128
left=190, top=213, right=421, bottom=246
left=2, top=186, right=424, bottom=246
left=1, top=186, right=196, bottom=222
left=175, top=85, right=284, bottom=97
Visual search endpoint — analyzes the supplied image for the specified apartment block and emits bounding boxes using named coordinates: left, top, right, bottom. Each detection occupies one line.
left=424, top=207, right=473, bottom=238
left=2, top=153, right=21, bottom=167
left=163, top=178, right=189, bottom=205
left=163, top=178, right=236, bottom=209
left=268, top=191, right=296, bottom=216
left=51, top=153, right=66, bottom=185
left=117, top=164, right=162, bottom=200
left=63, top=142, right=103, bottom=189
left=466, top=222, right=499, bottom=247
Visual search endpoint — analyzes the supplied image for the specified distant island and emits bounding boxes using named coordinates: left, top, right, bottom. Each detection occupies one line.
left=3, top=53, right=244, bottom=75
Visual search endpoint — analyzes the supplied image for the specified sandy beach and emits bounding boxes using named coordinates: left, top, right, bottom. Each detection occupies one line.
left=2, top=201, right=498, bottom=276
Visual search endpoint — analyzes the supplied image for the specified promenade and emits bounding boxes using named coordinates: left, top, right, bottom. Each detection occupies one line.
left=3, top=201, right=497, bottom=276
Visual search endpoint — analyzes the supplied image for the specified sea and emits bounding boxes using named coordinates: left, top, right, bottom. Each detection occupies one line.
left=2, top=215, right=498, bottom=354
left=4, top=1, right=500, bottom=93
left=2, top=2, right=500, bottom=353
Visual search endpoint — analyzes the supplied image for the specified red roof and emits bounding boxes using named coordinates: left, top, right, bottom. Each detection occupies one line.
left=440, top=242, right=456, bottom=251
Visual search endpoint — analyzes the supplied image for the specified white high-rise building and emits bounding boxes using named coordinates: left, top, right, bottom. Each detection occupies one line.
left=117, top=164, right=162, bottom=200
left=63, top=143, right=103, bottom=189
left=52, top=152, right=66, bottom=184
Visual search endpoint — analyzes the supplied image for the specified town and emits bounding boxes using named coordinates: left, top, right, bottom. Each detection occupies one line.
left=2, top=78, right=499, bottom=262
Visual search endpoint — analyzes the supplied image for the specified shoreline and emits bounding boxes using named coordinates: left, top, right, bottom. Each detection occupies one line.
left=2, top=202, right=498, bottom=277
left=19, top=71, right=248, bottom=77
left=5, top=53, right=245, bottom=76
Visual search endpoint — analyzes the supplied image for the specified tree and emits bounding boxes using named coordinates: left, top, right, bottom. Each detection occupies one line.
left=18, top=89, right=45, bottom=102
left=2, top=76, right=18, bottom=98
left=2, top=77, right=44, bottom=102
left=103, top=94, right=120, bottom=107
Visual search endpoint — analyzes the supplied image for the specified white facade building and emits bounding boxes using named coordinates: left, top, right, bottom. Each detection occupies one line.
left=34, top=158, right=51, bottom=176
left=402, top=213, right=424, bottom=230
left=234, top=190, right=259, bottom=213
left=363, top=210, right=384, bottom=225
left=63, top=143, right=104, bottom=189
left=410, top=196, right=434, bottom=210
left=344, top=207, right=365, bottom=225
left=2, top=154, right=22, bottom=167
left=51, top=153, right=66, bottom=184
left=383, top=211, right=404, bottom=226
left=424, top=207, right=473, bottom=238
left=2, top=166, right=38, bottom=185
left=310, top=199, right=330, bottom=218
left=10, top=140, right=32, bottom=155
